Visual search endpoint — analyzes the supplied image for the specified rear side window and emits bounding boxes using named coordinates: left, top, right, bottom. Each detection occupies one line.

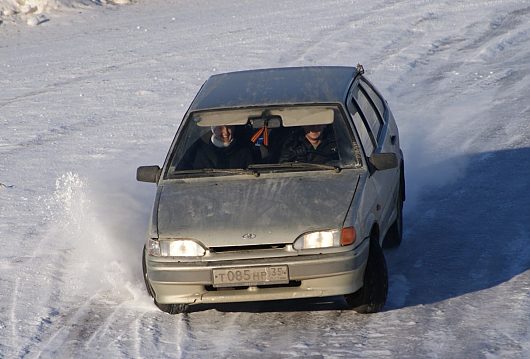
left=348, top=102, right=375, bottom=156
left=360, top=80, right=385, bottom=120
left=352, top=86, right=383, bottom=140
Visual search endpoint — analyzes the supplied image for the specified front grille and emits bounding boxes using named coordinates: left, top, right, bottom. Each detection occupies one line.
left=210, top=244, right=286, bottom=253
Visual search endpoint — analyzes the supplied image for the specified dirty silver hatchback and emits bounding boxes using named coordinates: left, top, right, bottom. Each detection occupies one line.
left=137, top=65, right=405, bottom=314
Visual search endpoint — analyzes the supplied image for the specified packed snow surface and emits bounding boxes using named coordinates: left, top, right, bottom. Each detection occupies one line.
left=1, top=0, right=530, bottom=358
left=0, top=0, right=130, bottom=27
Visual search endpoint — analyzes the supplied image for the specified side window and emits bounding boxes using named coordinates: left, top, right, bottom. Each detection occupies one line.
left=352, top=85, right=383, bottom=140
left=348, top=101, right=375, bottom=156
left=360, top=80, right=385, bottom=121
left=331, top=111, right=362, bottom=167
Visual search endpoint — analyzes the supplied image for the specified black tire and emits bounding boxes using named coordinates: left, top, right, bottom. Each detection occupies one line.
left=383, top=187, right=404, bottom=249
left=142, top=245, right=155, bottom=298
left=155, top=302, right=190, bottom=314
left=344, top=237, right=388, bottom=313
left=143, top=245, right=191, bottom=314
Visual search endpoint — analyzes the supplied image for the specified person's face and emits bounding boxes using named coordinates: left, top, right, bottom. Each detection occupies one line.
left=213, top=125, right=234, bottom=143
left=303, top=125, right=325, bottom=142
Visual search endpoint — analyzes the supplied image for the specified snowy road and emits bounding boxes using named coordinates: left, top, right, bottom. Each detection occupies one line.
left=1, top=0, right=530, bottom=357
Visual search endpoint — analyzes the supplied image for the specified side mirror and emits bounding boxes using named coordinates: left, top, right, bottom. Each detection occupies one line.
left=137, top=165, right=161, bottom=183
left=368, top=153, right=398, bottom=172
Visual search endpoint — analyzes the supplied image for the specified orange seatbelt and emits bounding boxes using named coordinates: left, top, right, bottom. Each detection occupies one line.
left=250, top=126, right=269, bottom=146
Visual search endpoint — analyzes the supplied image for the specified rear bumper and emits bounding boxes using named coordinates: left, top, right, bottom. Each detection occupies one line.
left=147, top=244, right=369, bottom=305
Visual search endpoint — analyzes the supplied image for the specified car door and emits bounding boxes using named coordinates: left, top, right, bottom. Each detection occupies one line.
left=348, top=81, right=400, bottom=234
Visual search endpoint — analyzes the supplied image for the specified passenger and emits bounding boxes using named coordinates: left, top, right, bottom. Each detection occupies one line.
left=192, top=125, right=254, bottom=169
left=278, top=124, right=339, bottom=164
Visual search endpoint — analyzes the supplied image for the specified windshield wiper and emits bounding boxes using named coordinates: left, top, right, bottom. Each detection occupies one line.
left=171, top=168, right=260, bottom=177
left=171, top=163, right=342, bottom=178
left=249, top=162, right=342, bottom=173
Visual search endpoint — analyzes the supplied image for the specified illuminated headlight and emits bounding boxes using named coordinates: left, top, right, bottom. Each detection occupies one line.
left=147, top=238, right=206, bottom=257
left=293, top=227, right=356, bottom=250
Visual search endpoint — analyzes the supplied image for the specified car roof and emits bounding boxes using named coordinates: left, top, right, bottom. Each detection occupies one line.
left=188, top=66, right=358, bottom=111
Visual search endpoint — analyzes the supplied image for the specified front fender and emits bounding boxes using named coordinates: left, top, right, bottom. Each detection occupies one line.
left=343, top=174, right=380, bottom=248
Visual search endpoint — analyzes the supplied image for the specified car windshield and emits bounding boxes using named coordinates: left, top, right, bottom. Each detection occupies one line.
left=165, top=105, right=362, bottom=178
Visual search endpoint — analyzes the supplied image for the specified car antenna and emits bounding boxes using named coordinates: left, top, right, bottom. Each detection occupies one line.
left=356, top=63, right=365, bottom=75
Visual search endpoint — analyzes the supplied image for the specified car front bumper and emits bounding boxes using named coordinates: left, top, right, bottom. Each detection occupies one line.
left=147, top=243, right=369, bottom=305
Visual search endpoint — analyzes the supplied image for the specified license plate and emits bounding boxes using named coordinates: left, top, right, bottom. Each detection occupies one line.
left=212, top=266, right=289, bottom=288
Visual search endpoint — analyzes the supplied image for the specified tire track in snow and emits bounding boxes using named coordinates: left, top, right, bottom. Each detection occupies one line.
left=0, top=42, right=187, bottom=110
left=177, top=307, right=374, bottom=358
left=31, top=293, right=103, bottom=358
left=276, top=4, right=384, bottom=65
left=0, top=66, right=116, bottom=109
left=275, top=0, right=439, bottom=66
left=0, top=57, right=151, bottom=109
left=370, top=0, right=530, bottom=176
left=380, top=2, right=530, bottom=94
left=132, top=312, right=142, bottom=359
left=10, top=277, right=20, bottom=356
left=7, top=224, right=71, bottom=358
left=174, top=314, right=195, bottom=358
left=9, top=168, right=153, bottom=357
left=31, top=293, right=146, bottom=358
left=16, top=252, right=76, bottom=358
left=9, top=174, right=111, bottom=358
left=461, top=5, right=530, bottom=54
left=198, top=311, right=243, bottom=357
left=0, top=118, right=103, bottom=156
left=82, top=301, right=129, bottom=352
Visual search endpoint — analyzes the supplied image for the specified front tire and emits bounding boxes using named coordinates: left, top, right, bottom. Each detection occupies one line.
left=143, top=245, right=191, bottom=314
left=155, top=302, right=190, bottom=314
left=344, top=237, right=388, bottom=313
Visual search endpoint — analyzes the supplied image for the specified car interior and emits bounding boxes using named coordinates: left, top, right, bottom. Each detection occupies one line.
left=168, top=106, right=363, bottom=175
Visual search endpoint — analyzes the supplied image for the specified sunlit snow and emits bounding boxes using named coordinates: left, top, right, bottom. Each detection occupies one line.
left=1, top=0, right=529, bottom=358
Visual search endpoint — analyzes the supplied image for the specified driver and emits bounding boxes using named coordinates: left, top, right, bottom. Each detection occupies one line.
left=278, top=124, right=338, bottom=164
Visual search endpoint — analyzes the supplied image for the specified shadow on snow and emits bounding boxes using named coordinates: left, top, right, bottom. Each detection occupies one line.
left=385, top=146, right=530, bottom=309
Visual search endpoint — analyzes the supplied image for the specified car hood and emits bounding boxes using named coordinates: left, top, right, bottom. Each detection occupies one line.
left=156, top=171, right=359, bottom=247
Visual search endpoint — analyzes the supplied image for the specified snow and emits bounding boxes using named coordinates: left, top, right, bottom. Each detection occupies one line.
left=1, top=0, right=530, bottom=357
left=0, top=0, right=131, bottom=27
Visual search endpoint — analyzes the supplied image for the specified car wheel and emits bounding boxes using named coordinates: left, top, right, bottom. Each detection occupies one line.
left=344, top=237, right=388, bottom=313
left=143, top=246, right=191, bottom=314
left=382, top=186, right=403, bottom=249
left=142, top=245, right=155, bottom=298
left=155, top=302, right=190, bottom=314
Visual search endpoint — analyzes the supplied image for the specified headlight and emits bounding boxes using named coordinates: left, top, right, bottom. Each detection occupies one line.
left=147, top=238, right=206, bottom=257
left=293, top=227, right=356, bottom=250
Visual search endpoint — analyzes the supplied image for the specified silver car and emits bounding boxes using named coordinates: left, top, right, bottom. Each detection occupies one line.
left=137, top=65, right=405, bottom=314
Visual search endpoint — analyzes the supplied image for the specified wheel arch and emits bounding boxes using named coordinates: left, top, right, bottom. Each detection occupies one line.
left=370, top=222, right=381, bottom=245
